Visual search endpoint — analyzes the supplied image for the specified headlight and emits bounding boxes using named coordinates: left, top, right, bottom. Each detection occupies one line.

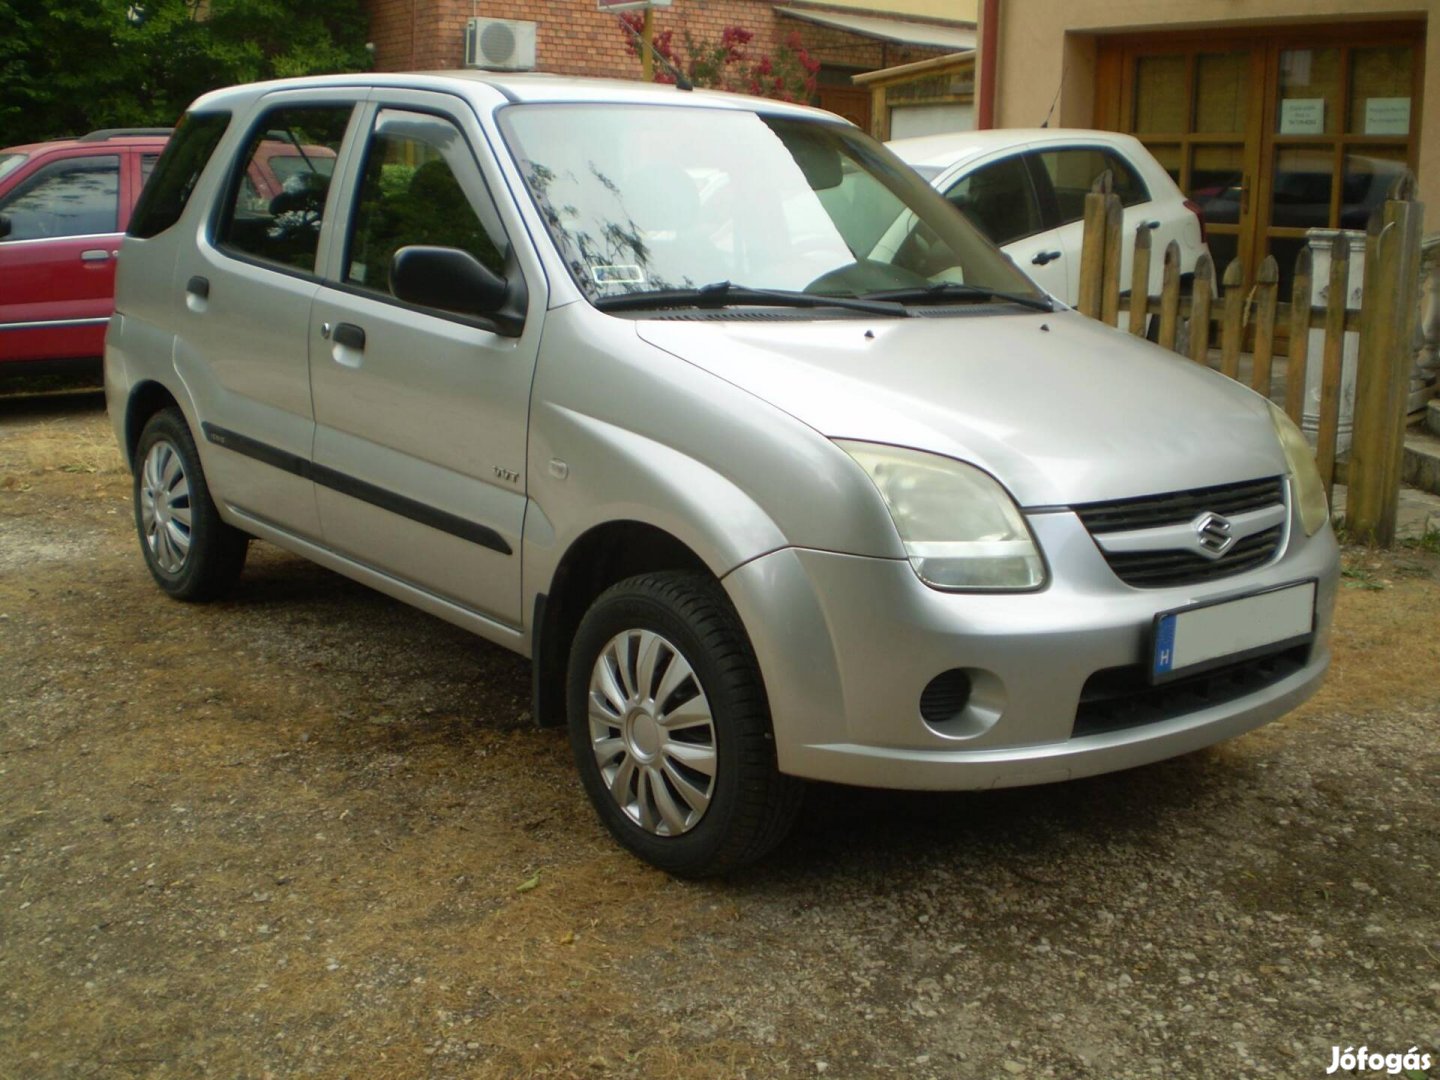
left=1267, top=402, right=1328, bottom=537
left=837, top=441, right=1045, bottom=591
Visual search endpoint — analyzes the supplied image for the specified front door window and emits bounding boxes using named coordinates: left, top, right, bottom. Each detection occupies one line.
left=343, top=109, right=509, bottom=300
left=0, top=155, right=120, bottom=240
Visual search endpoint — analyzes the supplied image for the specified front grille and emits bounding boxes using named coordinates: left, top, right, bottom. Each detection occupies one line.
left=1072, top=643, right=1310, bottom=739
left=1074, top=477, right=1286, bottom=588
left=1100, top=526, right=1283, bottom=588
left=1075, top=477, right=1284, bottom=534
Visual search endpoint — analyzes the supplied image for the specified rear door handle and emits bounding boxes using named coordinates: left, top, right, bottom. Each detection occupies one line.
left=186, top=275, right=210, bottom=299
left=1144, top=220, right=1161, bottom=230
left=332, top=322, right=366, bottom=350
left=1031, top=250, right=1062, bottom=266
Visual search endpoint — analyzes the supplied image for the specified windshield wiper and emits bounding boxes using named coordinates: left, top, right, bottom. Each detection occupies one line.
left=594, top=281, right=909, bottom=317
left=860, top=282, right=1054, bottom=312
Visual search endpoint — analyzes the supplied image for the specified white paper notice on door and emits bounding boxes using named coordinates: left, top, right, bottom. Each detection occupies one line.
left=1280, top=98, right=1325, bottom=135
left=1364, top=98, right=1411, bottom=135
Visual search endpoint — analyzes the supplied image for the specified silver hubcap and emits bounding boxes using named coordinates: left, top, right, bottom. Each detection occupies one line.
left=140, top=439, right=193, bottom=575
left=588, top=629, right=718, bottom=837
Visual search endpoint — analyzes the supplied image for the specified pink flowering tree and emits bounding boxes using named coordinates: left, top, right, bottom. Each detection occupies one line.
left=619, top=16, right=820, bottom=103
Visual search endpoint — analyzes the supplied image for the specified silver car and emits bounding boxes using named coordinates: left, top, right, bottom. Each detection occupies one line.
left=105, top=73, right=1338, bottom=876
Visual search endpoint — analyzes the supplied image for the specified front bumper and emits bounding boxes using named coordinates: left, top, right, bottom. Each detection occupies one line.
left=722, top=505, right=1339, bottom=790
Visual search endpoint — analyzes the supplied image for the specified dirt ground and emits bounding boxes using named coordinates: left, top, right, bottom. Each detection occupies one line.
left=2, top=387, right=1438, bottom=1080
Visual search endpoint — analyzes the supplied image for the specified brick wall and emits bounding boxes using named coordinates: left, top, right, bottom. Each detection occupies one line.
left=366, top=0, right=949, bottom=86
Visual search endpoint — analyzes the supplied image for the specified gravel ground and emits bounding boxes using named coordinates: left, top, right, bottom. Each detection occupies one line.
left=2, top=389, right=1438, bottom=1080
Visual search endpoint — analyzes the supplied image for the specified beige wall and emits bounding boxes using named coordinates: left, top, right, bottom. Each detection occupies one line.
left=986, top=0, right=1439, bottom=233
left=818, top=0, right=977, bottom=23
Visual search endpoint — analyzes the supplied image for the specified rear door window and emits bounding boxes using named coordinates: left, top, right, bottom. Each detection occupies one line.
left=0, top=155, right=120, bottom=240
left=216, top=105, right=352, bottom=274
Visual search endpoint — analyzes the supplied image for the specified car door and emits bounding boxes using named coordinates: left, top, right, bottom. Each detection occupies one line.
left=171, top=92, right=361, bottom=540
left=0, top=150, right=126, bottom=362
left=308, top=94, right=543, bottom=629
left=1030, top=145, right=1162, bottom=302
left=937, top=152, right=1072, bottom=301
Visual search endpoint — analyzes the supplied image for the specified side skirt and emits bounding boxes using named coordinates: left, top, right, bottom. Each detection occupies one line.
left=224, top=504, right=531, bottom=659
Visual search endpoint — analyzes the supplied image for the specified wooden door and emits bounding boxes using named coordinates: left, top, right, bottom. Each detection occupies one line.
left=819, top=86, right=871, bottom=133
left=1097, top=25, right=1423, bottom=293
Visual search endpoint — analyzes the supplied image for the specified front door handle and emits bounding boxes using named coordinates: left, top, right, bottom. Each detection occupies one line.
left=1032, top=250, right=1063, bottom=266
left=80, top=249, right=115, bottom=263
left=1143, top=220, right=1161, bottom=230
left=186, top=275, right=210, bottom=299
left=332, top=322, right=366, bottom=350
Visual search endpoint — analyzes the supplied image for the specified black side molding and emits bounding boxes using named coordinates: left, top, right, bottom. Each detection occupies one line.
left=201, top=422, right=512, bottom=556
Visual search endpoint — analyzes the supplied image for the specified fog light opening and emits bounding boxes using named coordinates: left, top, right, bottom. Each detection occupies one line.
left=920, top=669, right=972, bottom=723
left=918, top=667, right=1006, bottom=740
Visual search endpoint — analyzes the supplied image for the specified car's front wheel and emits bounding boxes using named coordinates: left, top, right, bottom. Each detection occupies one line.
left=566, top=571, right=802, bottom=877
left=133, top=408, right=248, bottom=601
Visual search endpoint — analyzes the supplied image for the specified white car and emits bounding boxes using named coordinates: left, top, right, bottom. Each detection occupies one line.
left=888, top=128, right=1208, bottom=306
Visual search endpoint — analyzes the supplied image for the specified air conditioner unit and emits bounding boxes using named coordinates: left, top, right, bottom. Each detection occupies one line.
left=465, top=18, right=537, bottom=71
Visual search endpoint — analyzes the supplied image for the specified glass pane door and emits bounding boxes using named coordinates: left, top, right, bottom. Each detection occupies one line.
left=1113, top=29, right=1419, bottom=294
left=1129, top=47, right=1258, bottom=283
left=1260, top=43, right=1415, bottom=294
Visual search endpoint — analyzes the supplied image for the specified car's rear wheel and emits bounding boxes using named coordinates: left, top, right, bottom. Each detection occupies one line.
left=133, top=408, right=248, bottom=601
left=566, top=571, right=802, bottom=877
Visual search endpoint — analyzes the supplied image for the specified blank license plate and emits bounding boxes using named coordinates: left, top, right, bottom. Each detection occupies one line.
left=1152, top=581, right=1316, bottom=683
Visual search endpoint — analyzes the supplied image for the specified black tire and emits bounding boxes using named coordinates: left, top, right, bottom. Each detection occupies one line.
left=132, top=407, right=248, bottom=601
left=566, top=571, right=803, bottom=877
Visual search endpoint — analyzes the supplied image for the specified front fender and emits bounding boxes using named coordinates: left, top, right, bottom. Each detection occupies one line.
left=521, top=305, right=905, bottom=612
left=521, top=404, right=788, bottom=599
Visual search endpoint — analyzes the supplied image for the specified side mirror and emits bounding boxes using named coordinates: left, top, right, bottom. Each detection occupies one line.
left=391, top=245, right=510, bottom=319
left=0, top=213, right=12, bottom=240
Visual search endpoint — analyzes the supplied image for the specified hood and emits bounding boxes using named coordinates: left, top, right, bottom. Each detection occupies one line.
left=636, top=309, right=1285, bottom=508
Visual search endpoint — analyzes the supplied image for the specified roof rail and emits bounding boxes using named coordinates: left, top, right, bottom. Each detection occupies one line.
left=78, top=127, right=172, bottom=142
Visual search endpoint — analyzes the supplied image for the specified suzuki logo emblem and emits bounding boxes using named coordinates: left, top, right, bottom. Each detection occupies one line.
left=1192, top=512, right=1235, bottom=559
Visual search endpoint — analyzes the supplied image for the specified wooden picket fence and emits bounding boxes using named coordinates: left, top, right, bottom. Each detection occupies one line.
left=1076, top=174, right=1426, bottom=546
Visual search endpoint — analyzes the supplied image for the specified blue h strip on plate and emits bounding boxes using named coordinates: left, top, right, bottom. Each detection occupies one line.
left=1154, top=615, right=1177, bottom=674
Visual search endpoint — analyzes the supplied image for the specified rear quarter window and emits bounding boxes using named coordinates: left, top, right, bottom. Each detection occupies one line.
left=129, top=111, right=231, bottom=239
left=1036, top=147, right=1150, bottom=226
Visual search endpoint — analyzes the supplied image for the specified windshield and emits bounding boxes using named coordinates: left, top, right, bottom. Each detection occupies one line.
left=0, top=154, right=27, bottom=182
left=498, top=104, right=1044, bottom=310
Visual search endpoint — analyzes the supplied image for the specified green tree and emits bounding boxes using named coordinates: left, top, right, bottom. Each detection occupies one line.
left=0, top=0, right=370, bottom=146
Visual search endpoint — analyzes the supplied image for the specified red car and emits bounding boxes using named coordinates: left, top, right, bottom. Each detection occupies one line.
left=0, top=128, right=337, bottom=375
left=0, top=128, right=171, bottom=374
